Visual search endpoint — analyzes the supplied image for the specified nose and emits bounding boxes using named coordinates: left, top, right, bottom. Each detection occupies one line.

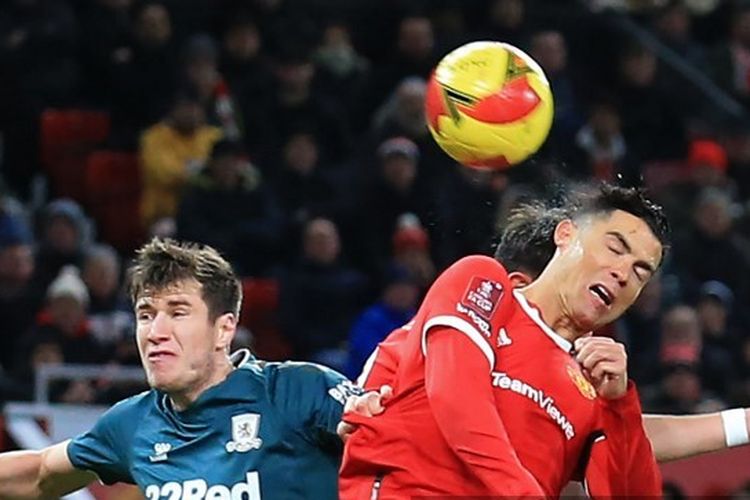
left=610, top=266, right=628, bottom=288
left=146, top=312, right=171, bottom=343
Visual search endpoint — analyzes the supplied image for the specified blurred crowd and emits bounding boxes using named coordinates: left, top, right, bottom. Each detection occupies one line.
left=0, top=0, right=749, bottom=442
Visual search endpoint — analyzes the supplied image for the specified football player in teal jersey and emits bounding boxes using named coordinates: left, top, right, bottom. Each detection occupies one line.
left=0, top=238, right=361, bottom=500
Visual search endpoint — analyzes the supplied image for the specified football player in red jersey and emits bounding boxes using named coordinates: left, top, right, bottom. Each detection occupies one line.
left=339, top=183, right=666, bottom=498
left=341, top=199, right=750, bottom=494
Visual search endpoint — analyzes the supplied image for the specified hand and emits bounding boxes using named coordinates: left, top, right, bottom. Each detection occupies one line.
left=336, top=385, right=393, bottom=443
left=574, top=336, right=628, bottom=400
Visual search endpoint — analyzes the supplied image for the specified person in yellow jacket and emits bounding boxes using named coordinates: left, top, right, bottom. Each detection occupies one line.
left=139, top=89, right=222, bottom=228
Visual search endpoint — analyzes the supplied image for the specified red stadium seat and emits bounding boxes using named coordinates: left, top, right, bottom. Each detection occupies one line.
left=85, top=151, right=144, bottom=253
left=40, top=109, right=111, bottom=202
left=240, top=278, right=291, bottom=361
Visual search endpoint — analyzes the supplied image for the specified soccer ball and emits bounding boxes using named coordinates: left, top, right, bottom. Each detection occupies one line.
left=425, top=41, right=554, bottom=169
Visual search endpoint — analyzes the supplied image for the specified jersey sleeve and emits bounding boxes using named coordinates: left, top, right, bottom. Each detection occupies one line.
left=66, top=398, right=137, bottom=485
left=425, top=326, right=546, bottom=496
left=420, top=255, right=513, bottom=371
left=268, top=362, right=363, bottom=447
left=356, top=326, right=407, bottom=390
left=583, top=382, right=662, bottom=497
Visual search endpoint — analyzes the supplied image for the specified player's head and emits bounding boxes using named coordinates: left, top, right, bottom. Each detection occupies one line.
left=541, top=183, right=669, bottom=332
left=128, top=238, right=242, bottom=399
left=493, top=202, right=567, bottom=286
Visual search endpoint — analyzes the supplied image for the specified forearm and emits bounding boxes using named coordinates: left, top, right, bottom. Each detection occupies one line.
left=0, top=442, right=94, bottom=500
left=0, top=449, right=46, bottom=499
left=644, top=409, right=750, bottom=462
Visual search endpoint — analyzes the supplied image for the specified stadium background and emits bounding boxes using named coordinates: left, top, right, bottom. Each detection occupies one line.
left=1, top=0, right=750, bottom=496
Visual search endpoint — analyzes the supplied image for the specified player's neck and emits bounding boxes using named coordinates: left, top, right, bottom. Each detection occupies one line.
left=169, top=359, right=234, bottom=412
left=522, top=274, right=583, bottom=343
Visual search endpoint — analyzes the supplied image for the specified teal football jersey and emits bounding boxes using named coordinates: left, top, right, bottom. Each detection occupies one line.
left=67, top=356, right=360, bottom=499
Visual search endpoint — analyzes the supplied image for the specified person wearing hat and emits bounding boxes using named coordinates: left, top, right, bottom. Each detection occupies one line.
left=33, top=198, right=91, bottom=292
left=13, top=266, right=106, bottom=404
left=356, top=136, right=433, bottom=276
left=346, top=262, right=419, bottom=379
left=0, top=213, right=40, bottom=374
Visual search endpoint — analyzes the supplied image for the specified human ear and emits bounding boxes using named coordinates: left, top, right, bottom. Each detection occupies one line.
left=553, top=219, right=576, bottom=250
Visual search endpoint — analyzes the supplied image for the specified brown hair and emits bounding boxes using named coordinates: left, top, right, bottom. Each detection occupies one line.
left=127, top=238, right=242, bottom=320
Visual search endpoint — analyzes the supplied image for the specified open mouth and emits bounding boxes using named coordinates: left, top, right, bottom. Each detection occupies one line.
left=589, top=284, right=613, bottom=306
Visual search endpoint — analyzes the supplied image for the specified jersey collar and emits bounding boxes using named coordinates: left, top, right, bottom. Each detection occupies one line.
left=513, top=289, right=573, bottom=353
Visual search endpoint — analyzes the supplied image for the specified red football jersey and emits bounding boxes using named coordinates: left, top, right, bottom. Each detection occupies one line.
left=341, top=255, right=660, bottom=499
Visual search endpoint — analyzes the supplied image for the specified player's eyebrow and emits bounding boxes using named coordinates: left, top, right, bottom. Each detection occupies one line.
left=166, top=298, right=193, bottom=308
left=606, top=231, right=656, bottom=275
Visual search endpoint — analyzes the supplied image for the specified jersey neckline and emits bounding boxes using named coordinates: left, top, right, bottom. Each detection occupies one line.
left=512, top=289, right=573, bottom=353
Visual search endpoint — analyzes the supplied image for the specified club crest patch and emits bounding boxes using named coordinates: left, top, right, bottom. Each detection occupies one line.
left=567, top=364, right=597, bottom=400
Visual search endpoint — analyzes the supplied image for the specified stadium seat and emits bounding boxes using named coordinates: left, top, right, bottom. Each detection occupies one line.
left=240, top=278, right=291, bottom=361
left=85, top=151, right=144, bottom=253
left=40, top=109, right=111, bottom=202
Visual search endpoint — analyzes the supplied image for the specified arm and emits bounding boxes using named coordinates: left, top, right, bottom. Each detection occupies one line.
left=585, top=384, right=661, bottom=497
left=0, top=440, right=96, bottom=499
left=644, top=409, right=750, bottom=462
left=425, top=326, right=545, bottom=496
left=575, top=336, right=660, bottom=497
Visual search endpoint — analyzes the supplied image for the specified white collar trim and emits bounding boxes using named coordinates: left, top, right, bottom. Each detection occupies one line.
left=513, top=289, right=573, bottom=353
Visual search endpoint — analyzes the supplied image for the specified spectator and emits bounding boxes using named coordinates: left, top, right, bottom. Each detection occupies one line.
left=392, top=213, right=436, bottom=292
left=219, top=15, right=273, bottom=102
left=16, top=266, right=103, bottom=403
left=618, top=272, right=664, bottom=382
left=183, top=33, right=244, bottom=141
left=642, top=304, right=735, bottom=401
left=436, top=166, right=509, bottom=267
left=244, top=43, right=351, bottom=166
left=372, top=77, right=428, bottom=144
left=177, top=139, right=283, bottom=276
left=33, top=199, right=90, bottom=292
left=314, top=20, right=370, bottom=123
left=571, top=99, right=628, bottom=181
left=529, top=30, right=584, bottom=156
left=346, top=263, right=419, bottom=379
left=270, top=130, right=348, bottom=253
left=355, top=137, right=434, bottom=274
left=473, top=0, right=529, bottom=47
left=81, top=244, right=133, bottom=361
left=278, top=218, right=368, bottom=369
left=708, top=2, right=750, bottom=106
left=615, top=43, right=686, bottom=163
left=78, top=0, right=134, bottom=106
left=139, top=88, right=222, bottom=229
left=363, top=14, right=437, bottom=126
left=674, top=187, right=750, bottom=305
left=659, top=139, right=737, bottom=235
left=0, top=213, right=39, bottom=373
left=110, top=1, right=179, bottom=145
left=0, top=0, right=80, bottom=195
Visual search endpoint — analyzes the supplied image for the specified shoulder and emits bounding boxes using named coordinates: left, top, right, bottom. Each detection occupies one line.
left=264, top=361, right=359, bottom=406
left=140, top=123, right=170, bottom=143
left=103, top=390, right=156, bottom=419
left=261, top=361, right=349, bottom=388
left=432, top=255, right=511, bottom=292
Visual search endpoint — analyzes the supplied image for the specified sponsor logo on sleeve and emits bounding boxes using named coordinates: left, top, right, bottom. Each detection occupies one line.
left=455, top=302, right=492, bottom=337
left=461, top=277, right=503, bottom=319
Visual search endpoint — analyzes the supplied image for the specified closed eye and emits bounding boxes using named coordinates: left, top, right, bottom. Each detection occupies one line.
left=608, top=245, right=624, bottom=256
